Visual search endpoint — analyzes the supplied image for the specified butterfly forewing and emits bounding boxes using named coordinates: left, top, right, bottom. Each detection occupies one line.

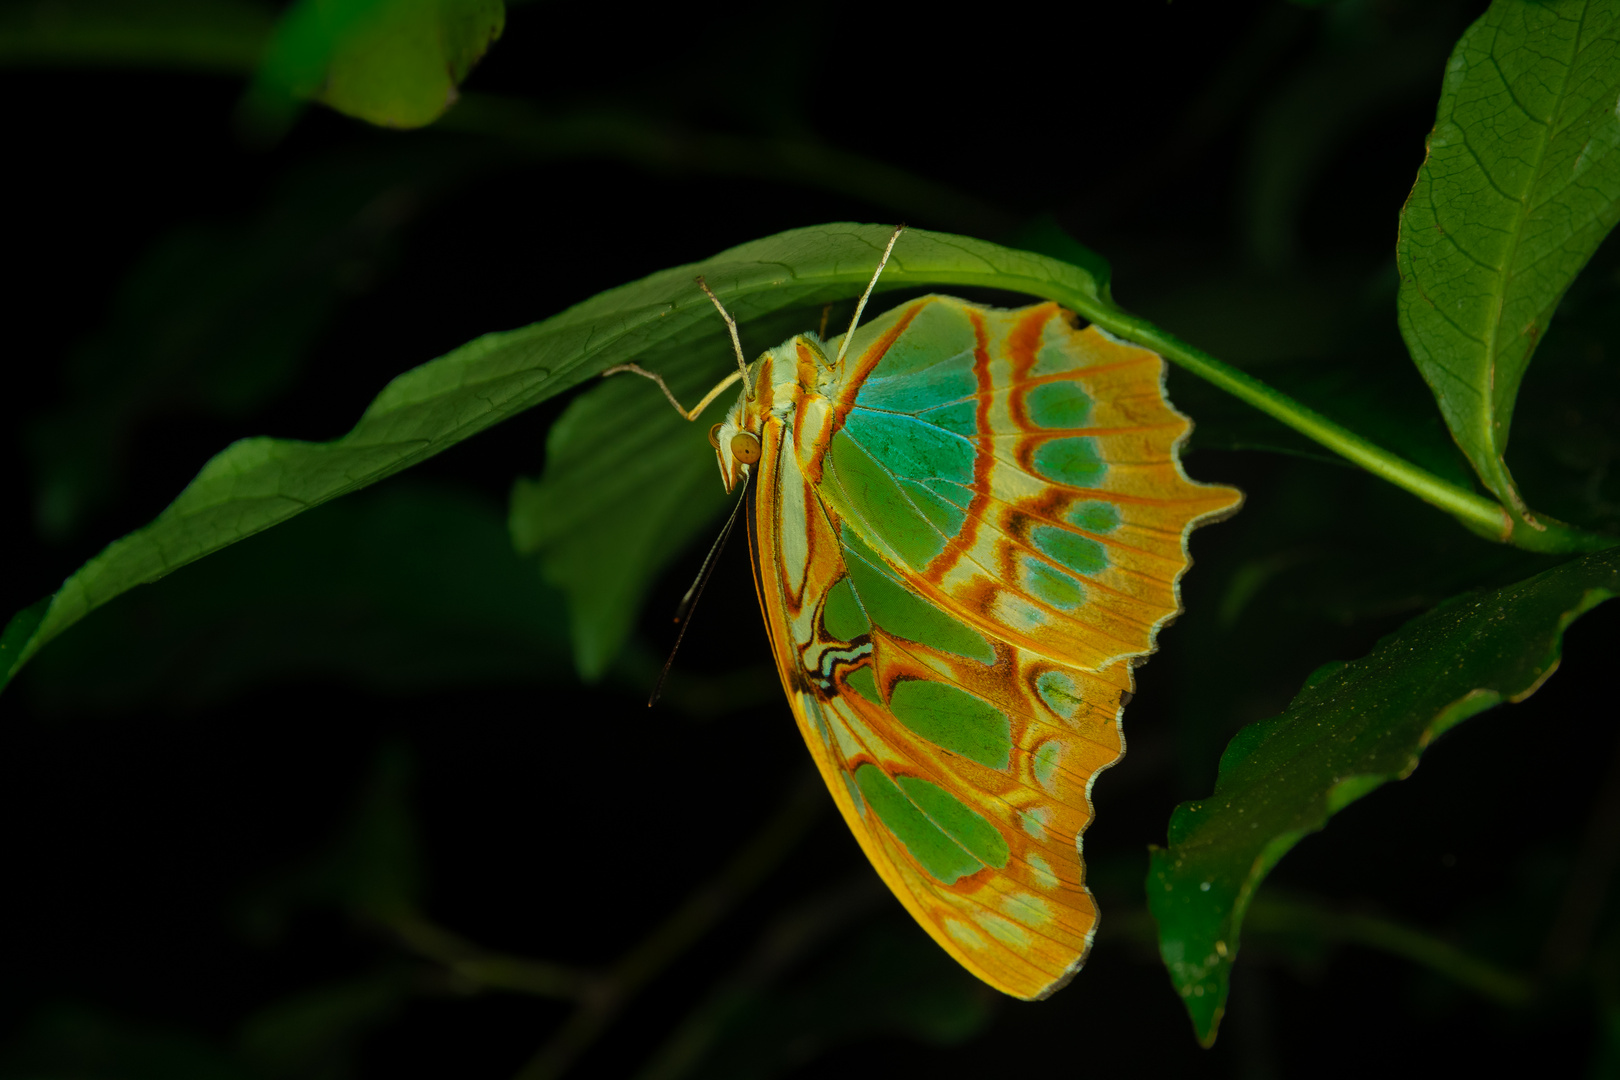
left=746, top=296, right=1240, bottom=1000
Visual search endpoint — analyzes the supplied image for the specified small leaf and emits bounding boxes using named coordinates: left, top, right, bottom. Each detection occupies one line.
left=243, top=0, right=505, bottom=134
left=1147, top=546, right=1620, bottom=1045
left=1, top=223, right=1106, bottom=695
left=1396, top=0, right=1620, bottom=522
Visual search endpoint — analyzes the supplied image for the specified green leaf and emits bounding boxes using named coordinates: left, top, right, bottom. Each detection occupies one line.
left=509, top=302, right=835, bottom=680
left=22, top=484, right=569, bottom=709
left=243, top=0, right=505, bottom=133
left=28, top=144, right=474, bottom=541
left=509, top=350, right=732, bottom=681
left=1396, top=0, right=1620, bottom=524
left=1147, top=546, right=1620, bottom=1046
left=1, top=223, right=1108, bottom=695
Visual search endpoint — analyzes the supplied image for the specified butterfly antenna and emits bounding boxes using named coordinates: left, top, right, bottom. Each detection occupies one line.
left=834, top=224, right=905, bottom=367
left=696, top=275, right=751, bottom=393
left=649, top=470, right=752, bottom=707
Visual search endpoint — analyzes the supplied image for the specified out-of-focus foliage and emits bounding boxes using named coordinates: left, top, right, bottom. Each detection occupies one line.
left=245, top=0, right=505, bottom=133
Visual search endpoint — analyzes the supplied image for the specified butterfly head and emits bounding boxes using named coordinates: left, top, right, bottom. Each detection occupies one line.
left=708, top=408, right=762, bottom=494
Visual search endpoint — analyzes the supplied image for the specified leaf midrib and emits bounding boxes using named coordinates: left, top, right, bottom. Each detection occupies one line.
left=1479, top=2, right=1586, bottom=466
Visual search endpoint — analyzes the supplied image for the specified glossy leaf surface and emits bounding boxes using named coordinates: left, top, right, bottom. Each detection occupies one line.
left=1148, top=546, right=1620, bottom=1045
left=1396, top=0, right=1620, bottom=520
left=0, top=224, right=1108, bottom=694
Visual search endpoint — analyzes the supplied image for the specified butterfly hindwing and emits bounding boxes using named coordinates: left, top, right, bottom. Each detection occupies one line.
left=746, top=296, right=1240, bottom=1000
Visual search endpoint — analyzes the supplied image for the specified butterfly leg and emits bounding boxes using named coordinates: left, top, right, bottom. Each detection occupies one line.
left=599, top=362, right=743, bottom=422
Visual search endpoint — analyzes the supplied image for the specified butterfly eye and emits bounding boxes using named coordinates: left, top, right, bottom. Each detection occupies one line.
left=730, top=431, right=762, bottom=464
left=708, top=423, right=724, bottom=449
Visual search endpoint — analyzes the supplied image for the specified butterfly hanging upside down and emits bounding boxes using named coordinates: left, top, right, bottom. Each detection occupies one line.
left=606, top=227, right=1241, bottom=1000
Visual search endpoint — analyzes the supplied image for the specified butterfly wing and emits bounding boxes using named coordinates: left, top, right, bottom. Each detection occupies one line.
left=748, top=296, right=1240, bottom=999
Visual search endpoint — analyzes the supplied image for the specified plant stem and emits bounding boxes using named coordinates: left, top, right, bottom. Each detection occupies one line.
left=1247, top=892, right=1535, bottom=1007
left=511, top=774, right=825, bottom=1080
left=1090, top=310, right=1617, bottom=555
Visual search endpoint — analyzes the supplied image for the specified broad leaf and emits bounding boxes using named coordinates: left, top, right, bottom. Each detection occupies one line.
left=244, top=0, right=505, bottom=132
left=1396, top=0, right=1620, bottom=522
left=22, top=484, right=568, bottom=709
left=1148, top=546, right=1620, bottom=1045
left=509, top=350, right=733, bottom=682
left=0, top=224, right=1109, bottom=694
left=509, top=302, right=843, bottom=681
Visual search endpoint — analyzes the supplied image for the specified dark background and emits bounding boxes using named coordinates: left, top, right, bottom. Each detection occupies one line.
left=4, top=0, right=1618, bottom=1076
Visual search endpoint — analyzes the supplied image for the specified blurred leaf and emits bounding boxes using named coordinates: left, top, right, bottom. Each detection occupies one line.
left=236, top=972, right=410, bottom=1080
left=0, top=0, right=270, bottom=71
left=1242, top=9, right=1455, bottom=268
left=28, top=144, right=475, bottom=541
left=1, top=223, right=1112, bottom=694
left=0, top=1004, right=249, bottom=1080
left=23, top=483, right=569, bottom=709
left=1148, top=546, right=1620, bottom=1046
left=1007, top=213, right=1113, bottom=299
left=509, top=299, right=841, bottom=680
left=510, top=354, right=732, bottom=681
left=244, top=0, right=504, bottom=134
left=240, top=744, right=421, bottom=940
left=1396, top=0, right=1620, bottom=519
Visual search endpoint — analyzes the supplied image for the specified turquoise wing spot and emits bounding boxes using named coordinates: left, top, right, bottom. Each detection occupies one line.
left=916, top=399, right=978, bottom=437
left=1033, top=740, right=1062, bottom=791
left=842, top=770, right=865, bottom=816
left=1032, top=436, right=1107, bottom=488
left=843, top=409, right=975, bottom=485
left=1066, top=500, right=1121, bottom=533
left=1035, top=670, right=1084, bottom=720
left=897, top=478, right=968, bottom=538
left=895, top=775, right=1010, bottom=869
left=1031, top=524, right=1109, bottom=576
left=1025, top=380, right=1092, bottom=429
left=921, top=476, right=973, bottom=511
left=822, top=577, right=870, bottom=641
left=845, top=665, right=883, bottom=704
left=827, top=429, right=949, bottom=569
left=856, top=351, right=975, bottom=413
left=888, top=679, right=1013, bottom=770
left=865, top=299, right=977, bottom=381
left=1030, top=340, right=1080, bottom=377
left=1021, top=555, right=1087, bottom=611
left=854, top=763, right=985, bottom=883
left=800, top=694, right=832, bottom=744
left=1019, top=807, right=1051, bottom=839
left=1027, top=852, right=1061, bottom=889
left=841, top=527, right=996, bottom=664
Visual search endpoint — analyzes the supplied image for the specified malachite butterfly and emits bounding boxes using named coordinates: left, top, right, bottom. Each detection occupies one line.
left=616, top=227, right=1241, bottom=1000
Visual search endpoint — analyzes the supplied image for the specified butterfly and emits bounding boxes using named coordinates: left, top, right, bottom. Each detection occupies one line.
left=608, top=227, right=1241, bottom=999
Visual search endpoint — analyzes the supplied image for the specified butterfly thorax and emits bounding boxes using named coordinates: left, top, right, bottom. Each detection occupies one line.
left=711, top=332, right=837, bottom=492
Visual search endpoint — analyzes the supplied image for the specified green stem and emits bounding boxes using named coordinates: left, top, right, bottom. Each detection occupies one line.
left=1247, top=892, right=1535, bottom=1007
left=1090, top=310, right=1617, bottom=554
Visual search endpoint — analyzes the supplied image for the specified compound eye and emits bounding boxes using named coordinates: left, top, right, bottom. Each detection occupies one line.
left=730, top=430, right=762, bottom=465
left=708, top=423, right=723, bottom=449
